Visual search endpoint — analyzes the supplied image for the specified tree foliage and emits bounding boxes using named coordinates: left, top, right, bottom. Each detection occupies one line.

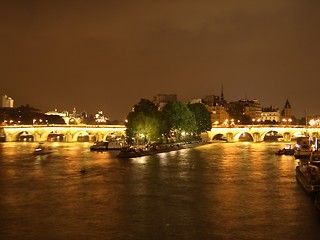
left=188, top=103, right=212, bottom=134
left=162, top=101, right=196, bottom=134
left=126, top=99, right=161, bottom=143
left=126, top=99, right=213, bottom=144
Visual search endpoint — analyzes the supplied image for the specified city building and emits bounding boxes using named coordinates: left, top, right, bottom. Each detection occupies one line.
left=2, top=95, right=14, bottom=108
left=208, top=104, right=230, bottom=126
left=188, top=98, right=202, bottom=104
left=202, top=95, right=220, bottom=106
left=201, top=93, right=230, bottom=126
left=46, top=108, right=99, bottom=125
left=281, top=99, right=292, bottom=118
left=94, top=111, right=109, bottom=124
left=45, top=109, right=69, bottom=124
left=228, top=98, right=262, bottom=122
left=153, top=94, right=178, bottom=110
left=242, top=99, right=262, bottom=120
left=261, top=106, right=281, bottom=123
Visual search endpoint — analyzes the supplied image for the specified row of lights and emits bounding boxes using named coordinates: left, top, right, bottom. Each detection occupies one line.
left=309, top=119, right=320, bottom=127
left=2, top=120, right=20, bottom=125
left=281, top=118, right=292, bottom=124
left=33, top=119, right=49, bottom=124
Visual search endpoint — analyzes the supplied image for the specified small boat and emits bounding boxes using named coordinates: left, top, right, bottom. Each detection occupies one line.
left=276, top=144, right=295, bottom=155
left=90, top=141, right=123, bottom=151
left=294, top=136, right=312, bottom=159
left=296, top=160, right=320, bottom=193
left=33, top=143, right=52, bottom=155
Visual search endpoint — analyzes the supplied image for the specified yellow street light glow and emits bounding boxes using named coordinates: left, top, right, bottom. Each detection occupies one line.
left=309, top=119, right=316, bottom=126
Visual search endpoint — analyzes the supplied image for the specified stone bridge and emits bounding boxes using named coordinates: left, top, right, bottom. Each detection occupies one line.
left=1, top=124, right=320, bottom=143
left=205, top=125, right=320, bottom=142
left=0, top=124, right=126, bottom=142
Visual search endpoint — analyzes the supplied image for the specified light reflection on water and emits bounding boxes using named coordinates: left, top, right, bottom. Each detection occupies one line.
left=0, top=141, right=320, bottom=240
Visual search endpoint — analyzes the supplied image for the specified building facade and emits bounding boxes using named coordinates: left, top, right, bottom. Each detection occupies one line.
left=153, top=94, right=178, bottom=110
left=2, top=95, right=14, bottom=108
left=261, top=106, right=281, bottom=123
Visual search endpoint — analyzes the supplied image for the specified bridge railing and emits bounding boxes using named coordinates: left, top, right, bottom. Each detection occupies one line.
left=212, top=124, right=310, bottom=129
left=1, top=124, right=126, bottom=129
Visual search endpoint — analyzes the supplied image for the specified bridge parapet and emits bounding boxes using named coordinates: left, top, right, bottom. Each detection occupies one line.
left=208, top=126, right=320, bottom=143
left=1, top=124, right=126, bottom=142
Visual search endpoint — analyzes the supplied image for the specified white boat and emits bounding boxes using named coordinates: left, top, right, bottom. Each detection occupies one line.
left=33, top=143, right=52, bottom=155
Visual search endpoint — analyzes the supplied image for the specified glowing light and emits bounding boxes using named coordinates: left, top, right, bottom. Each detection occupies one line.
left=309, top=119, right=316, bottom=127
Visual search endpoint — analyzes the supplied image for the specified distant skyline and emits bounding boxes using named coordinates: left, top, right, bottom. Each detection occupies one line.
left=1, top=0, right=319, bottom=120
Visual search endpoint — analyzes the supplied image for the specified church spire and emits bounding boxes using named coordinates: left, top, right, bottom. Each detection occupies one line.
left=221, top=84, right=224, bottom=102
left=283, top=99, right=291, bottom=118
left=284, top=99, right=291, bottom=109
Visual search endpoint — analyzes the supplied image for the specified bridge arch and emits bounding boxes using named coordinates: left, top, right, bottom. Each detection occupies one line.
left=261, top=130, right=283, bottom=142
left=11, top=131, right=35, bottom=142
left=212, top=133, right=227, bottom=141
left=234, top=131, right=254, bottom=142
left=103, top=131, right=125, bottom=141
left=41, top=130, right=65, bottom=142
left=71, top=131, right=90, bottom=142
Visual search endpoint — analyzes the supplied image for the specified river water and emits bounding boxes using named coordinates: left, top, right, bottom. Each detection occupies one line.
left=0, top=142, right=320, bottom=240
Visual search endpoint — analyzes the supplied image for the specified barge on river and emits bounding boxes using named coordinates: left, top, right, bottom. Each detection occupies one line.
left=117, top=141, right=208, bottom=158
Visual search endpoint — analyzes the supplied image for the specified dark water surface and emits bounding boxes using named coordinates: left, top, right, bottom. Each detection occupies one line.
left=1, top=142, right=320, bottom=240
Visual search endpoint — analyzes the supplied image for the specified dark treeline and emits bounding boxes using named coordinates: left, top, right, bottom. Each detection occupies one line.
left=0, top=105, right=65, bottom=125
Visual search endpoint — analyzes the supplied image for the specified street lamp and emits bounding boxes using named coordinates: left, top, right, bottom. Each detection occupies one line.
left=282, top=118, right=287, bottom=126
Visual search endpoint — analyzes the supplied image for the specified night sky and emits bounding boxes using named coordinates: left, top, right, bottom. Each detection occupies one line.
left=1, top=0, right=319, bottom=121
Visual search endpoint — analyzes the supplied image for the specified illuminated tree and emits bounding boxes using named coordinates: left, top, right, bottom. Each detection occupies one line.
left=126, top=99, right=162, bottom=144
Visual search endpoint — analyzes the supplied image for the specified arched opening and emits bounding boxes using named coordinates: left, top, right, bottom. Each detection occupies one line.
left=212, top=134, right=227, bottom=142
left=263, top=131, right=283, bottom=142
left=47, top=131, right=65, bottom=142
left=292, top=131, right=307, bottom=141
left=104, top=131, right=126, bottom=143
left=18, top=131, right=34, bottom=142
left=238, top=132, right=253, bottom=142
left=77, top=132, right=90, bottom=142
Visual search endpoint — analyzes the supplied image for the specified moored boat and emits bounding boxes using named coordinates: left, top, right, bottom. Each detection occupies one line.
left=117, top=141, right=208, bottom=158
left=294, top=136, right=312, bottom=159
left=276, top=144, right=295, bottom=156
left=296, top=160, right=320, bottom=193
left=90, top=141, right=123, bottom=151
left=90, top=141, right=108, bottom=151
